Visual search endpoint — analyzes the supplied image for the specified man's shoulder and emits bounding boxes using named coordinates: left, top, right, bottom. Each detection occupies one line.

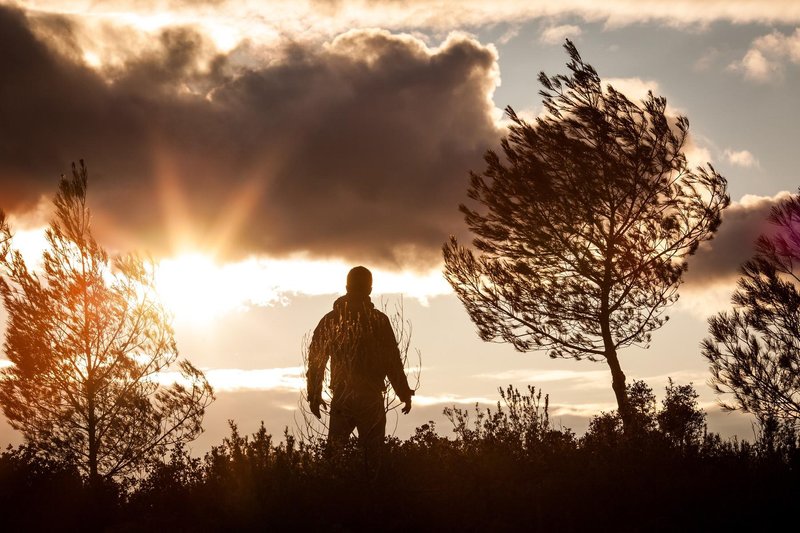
left=370, top=307, right=391, bottom=321
left=369, top=308, right=394, bottom=332
left=314, top=309, right=339, bottom=330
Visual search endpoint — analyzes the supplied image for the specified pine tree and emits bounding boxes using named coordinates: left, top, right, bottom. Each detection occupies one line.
left=0, top=161, right=214, bottom=484
left=443, top=41, right=729, bottom=428
left=703, top=190, right=800, bottom=425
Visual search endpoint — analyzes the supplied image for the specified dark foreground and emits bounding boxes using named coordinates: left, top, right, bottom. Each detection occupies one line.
left=1, top=386, right=798, bottom=532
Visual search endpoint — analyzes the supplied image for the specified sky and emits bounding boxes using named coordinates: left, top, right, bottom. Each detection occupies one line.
left=1, top=0, right=799, bottom=451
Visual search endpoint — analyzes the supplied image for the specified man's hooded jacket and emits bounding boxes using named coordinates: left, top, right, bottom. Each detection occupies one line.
left=307, top=294, right=412, bottom=404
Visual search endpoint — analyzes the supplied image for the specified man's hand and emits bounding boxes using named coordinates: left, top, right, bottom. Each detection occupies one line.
left=309, top=395, right=327, bottom=419
left=402, top=397, right=412, bottom=415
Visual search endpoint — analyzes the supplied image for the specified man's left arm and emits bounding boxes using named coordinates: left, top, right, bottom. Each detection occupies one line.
left=307, top=317, right=330, bottom=418
left=380, top=315, right=413, bottom=414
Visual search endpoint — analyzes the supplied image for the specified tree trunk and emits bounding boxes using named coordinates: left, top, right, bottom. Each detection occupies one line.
left=599, top=278, right=630, bottom=431
left=86, top=370, right=100, bottom=487
left=599, top=236, right=630, bottom=431
left=87, top=391, right=99, bottom=488
left=605, top=348, right=630, bottom=430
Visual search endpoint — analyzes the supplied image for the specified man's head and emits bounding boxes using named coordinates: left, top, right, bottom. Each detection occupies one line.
left=346, top=266, right=373, bottom=296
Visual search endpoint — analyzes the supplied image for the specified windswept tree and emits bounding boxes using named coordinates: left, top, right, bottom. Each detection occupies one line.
left=702, top=190, right=800, bottom=425
left=443, top=41, right=729, bottom=428
left=0, top=161, right=214, bottom=485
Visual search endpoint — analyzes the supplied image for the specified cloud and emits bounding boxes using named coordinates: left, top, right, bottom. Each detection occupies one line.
left=729, top=28, right=800, bottom=82
left=678, top=192, right=793, bottom=317
left=15, top=1, right=800, bottom=43
left=550, top=402, right=616, bottom=417
left=0, top=6, right=501, bottom=269
left=413, top=394, right=495, bottom=407
left=477, top=368, right=712, bottom=395
left=200, top=366, right=305, bottom=392
left=684, top=142, right=713, bottom=169
left=652, top=190, right=796, bottom=320
left=3, top=360, right=307, bottom=393
left=693, top=47, right=720, bottom=72
left=156, top=366, right=306, bottom=392
left=539, top=24, right=582, bottom=45
left=603, top=77, right=660, bottom=100
left=685, top=192, right=792, bottom=286
left=723, top=148, right=758, bottom=168
left=477, top=368, right=610, bottom=389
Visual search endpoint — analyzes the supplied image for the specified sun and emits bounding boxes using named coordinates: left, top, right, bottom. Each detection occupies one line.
left=154, top=253, right=248, bottom=325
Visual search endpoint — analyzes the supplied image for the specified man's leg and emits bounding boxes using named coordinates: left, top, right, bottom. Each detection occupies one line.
left=355, top=396, right=387, bottom=473
left=327, top=401, right=357, bottom=455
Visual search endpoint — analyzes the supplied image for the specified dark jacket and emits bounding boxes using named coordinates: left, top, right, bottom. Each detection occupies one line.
left=307, top=294, right=412, bottom=403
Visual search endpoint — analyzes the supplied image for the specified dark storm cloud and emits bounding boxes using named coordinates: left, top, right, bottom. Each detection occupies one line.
left=684, top=192, right=792, bottom=286
left=0, top=5, right=499, bottom=267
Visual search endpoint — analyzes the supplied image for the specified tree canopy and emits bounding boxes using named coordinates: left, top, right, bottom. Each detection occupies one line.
left=703, top=190, right=800, bottom=425
left=443, top=40, right=729, bottom=426
left=0, top=161, right=214, bottom=483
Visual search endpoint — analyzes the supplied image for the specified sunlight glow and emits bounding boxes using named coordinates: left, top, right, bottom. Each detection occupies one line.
left=8, top=228, right=49, bottom=270
left=155, top=253, right=246, bottom=325
left=154, top=253, right=451, bottom=325
left=4, top=227, right=451, bottom=326
left=82, top=50, right=101, bottom=68
left=156, top=366, right=305, bottom=393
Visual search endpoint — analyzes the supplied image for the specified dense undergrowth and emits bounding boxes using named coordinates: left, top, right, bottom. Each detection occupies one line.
left=1, top=382, right=798, bottom=532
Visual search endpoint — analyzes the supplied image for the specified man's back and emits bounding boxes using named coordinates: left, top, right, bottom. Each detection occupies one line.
left=308, top=293, right=411, bottom=405
left=305, top=266, right=413, bottom=452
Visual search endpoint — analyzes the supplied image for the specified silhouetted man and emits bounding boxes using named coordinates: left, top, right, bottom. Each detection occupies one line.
left=307, top=266, right=413, bottom=454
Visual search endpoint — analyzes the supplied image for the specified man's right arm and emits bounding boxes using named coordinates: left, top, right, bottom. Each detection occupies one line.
left=307, top=317, right=330, bottom=417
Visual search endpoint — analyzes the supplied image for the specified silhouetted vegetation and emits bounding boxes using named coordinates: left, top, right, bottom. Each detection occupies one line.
left=703, top=189, right=800, bottom=427
left=0, top=211, right=8, bottom=256
left=0, top=382, right=797, bottom=532
left=443, top=41, right=729, bottom=429
left=0, top=162, right=213, bottom=487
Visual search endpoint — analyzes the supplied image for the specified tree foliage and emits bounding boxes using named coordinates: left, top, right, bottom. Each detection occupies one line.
left=657, top=378, right=706, bottom=449
left=703, top=190, right=800, bottom=425
left=582, top=379, right=706, bottom=450
left=0, top=161, right=214, bottom=483
left=0, top=211, right=9, bottom=264
left=443, top=40, right=729, bottom=425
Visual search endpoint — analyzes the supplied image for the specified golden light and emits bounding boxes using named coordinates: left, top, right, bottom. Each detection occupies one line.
left=154, top=253, right=251, bottom=325
left=8, top=227, right=49, bottom=269
left=155, top=366, right=306, bottom=393
left=5, top=220, right=451, bottom=327
left=154, top=252, right=453, bottom=326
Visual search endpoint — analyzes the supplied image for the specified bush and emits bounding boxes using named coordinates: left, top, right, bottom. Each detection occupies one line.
left=1, top=384, right=798, bottom=531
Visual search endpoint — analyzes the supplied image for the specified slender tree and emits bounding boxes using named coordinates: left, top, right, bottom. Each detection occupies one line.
left=0, top=161, right=214, bottom=485
left=702, top=190, right=800, bottom=425
left=443, top=41, right=729, bottom=428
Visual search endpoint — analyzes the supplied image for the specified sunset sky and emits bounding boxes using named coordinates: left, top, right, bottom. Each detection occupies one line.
left=2, top=0, right=800, bottom=450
